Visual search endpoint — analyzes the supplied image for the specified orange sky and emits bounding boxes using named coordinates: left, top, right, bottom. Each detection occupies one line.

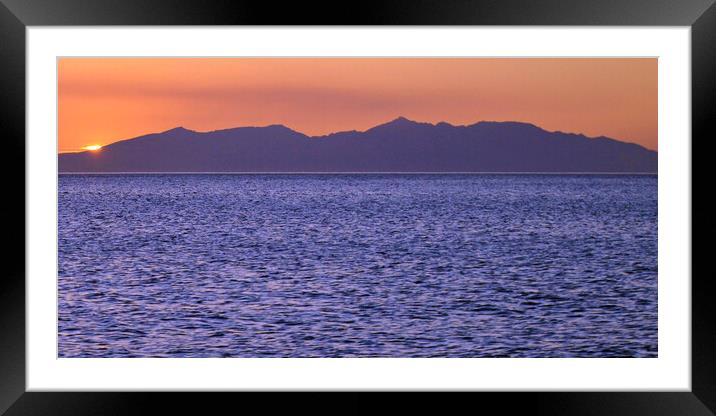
left=58, top=58, right=657, bottom=152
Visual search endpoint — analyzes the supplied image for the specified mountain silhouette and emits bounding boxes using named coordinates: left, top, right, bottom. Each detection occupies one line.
left=58, top=118, right=657, bottom=173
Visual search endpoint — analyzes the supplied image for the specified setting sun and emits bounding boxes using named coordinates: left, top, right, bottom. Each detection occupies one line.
left=82, top=145, right=102, bottom=151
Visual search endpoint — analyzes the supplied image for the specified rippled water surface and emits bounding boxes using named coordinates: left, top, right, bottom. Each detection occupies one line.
left=59, top=174, right=657, bottom=357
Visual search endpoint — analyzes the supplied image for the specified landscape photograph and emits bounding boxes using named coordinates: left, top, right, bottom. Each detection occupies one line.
left=58, top=57, right=657, bottom=358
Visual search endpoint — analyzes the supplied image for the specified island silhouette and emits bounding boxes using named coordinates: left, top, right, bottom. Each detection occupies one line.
left=58, top=117, right=657, bottom=173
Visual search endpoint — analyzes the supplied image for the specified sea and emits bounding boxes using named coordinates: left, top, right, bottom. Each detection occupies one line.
left=58, top=174, right=658, bottom=357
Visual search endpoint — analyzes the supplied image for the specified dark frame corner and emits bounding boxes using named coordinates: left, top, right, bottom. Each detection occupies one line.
left=1, top=0, right=712, bottom=414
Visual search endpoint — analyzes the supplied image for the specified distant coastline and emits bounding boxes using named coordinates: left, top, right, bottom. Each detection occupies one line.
left=58, top=118, right=658, bottom=174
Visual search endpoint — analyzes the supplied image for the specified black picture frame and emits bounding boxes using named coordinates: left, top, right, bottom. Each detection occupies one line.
left=1, top=0, right=711, bottom=414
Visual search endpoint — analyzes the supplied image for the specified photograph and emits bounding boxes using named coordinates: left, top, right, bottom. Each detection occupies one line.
left=57, top=57, right=658, bottom=358
left=1, top=0, right=708, bottom=410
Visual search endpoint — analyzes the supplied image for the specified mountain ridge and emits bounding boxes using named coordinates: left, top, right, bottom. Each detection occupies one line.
left=59, top=118, right=657, bottom=173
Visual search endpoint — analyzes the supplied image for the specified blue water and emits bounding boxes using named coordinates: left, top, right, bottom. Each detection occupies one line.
left=58, top=174, right=657, bottom=357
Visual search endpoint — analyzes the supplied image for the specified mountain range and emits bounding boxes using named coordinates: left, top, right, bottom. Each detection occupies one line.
left=58, top=117, right=657, bottom=173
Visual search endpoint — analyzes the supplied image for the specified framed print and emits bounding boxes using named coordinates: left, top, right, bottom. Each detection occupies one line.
left=1, top=0, right=712, bottom=414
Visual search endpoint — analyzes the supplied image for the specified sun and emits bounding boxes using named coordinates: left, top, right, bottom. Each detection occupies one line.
left=82, top=144, right=102, bottom=151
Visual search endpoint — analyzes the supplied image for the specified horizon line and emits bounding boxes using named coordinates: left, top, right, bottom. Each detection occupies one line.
left=58, top=172, right=659, bottom=175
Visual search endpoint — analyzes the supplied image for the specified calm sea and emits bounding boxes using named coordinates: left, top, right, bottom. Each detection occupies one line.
left=58, top=174, right=657, bottom=357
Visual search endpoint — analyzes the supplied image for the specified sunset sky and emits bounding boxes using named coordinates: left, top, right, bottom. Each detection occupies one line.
left=58, top=58, right=657, bottom=152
